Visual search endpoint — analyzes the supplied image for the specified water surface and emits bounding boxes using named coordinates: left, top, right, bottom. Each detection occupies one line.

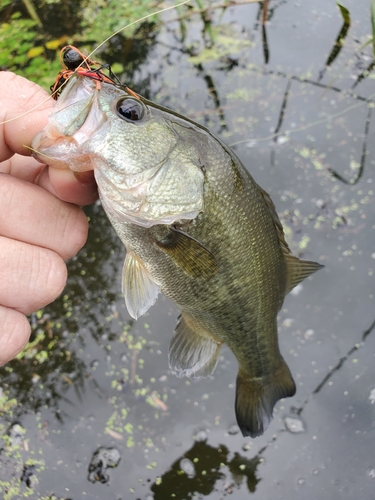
left=1, top=1, right=374, bottom=498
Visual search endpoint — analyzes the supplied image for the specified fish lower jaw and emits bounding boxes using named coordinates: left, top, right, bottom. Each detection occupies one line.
left=31, top=135, right=95, bottom=172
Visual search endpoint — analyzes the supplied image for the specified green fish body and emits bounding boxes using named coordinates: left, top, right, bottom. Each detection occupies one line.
left=32, top=75, right=322, bottom=437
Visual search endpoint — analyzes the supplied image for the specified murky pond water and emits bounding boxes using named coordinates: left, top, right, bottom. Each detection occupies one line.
left=1, top=1, right=375, bottom=498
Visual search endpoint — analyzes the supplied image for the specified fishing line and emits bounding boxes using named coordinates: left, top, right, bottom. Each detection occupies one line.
left=229, top=90, right=375, bottom=147
left=51, top=0, right=192, bottom=99
left=23, top=145, right=56, bottom=161
left=0, top=0, right=191, bottom=126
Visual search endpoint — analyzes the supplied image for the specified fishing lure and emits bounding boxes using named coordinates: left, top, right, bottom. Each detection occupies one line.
left=51, top=45, right=140, bottom=100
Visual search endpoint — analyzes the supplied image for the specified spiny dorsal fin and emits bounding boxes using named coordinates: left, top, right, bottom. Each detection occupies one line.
left=122, top=252, right=160, bottom=319
left=284, top=254, right=324, bottom=294
left=257, top=184, right=324, bottom=292
left=256, top=184, right=292, bottom=256
left=169, top=314, right=222, bottom=378
left=156, top=227, right=218, bottom=279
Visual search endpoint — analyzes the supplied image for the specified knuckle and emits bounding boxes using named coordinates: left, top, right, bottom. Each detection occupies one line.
left=0, top=238, right=68, bottom=314
left=0, top=176, right=15, bottom=220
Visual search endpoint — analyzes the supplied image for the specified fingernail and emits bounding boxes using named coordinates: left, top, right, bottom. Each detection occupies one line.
left=74, top=171, right=96, bottom=185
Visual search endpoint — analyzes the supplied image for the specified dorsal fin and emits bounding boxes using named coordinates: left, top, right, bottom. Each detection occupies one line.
left=256, top=184, right=324, bottom=293
left=284, top=254, right=324, bottom=294
left=256, top=184, right=292, bottom=256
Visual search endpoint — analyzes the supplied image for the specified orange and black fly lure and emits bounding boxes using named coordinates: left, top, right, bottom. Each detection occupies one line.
left=51, top=45, right=140, bottom=100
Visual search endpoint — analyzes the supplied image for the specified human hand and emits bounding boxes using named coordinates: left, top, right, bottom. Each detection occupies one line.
left=0, top=71, right=98, bottom=366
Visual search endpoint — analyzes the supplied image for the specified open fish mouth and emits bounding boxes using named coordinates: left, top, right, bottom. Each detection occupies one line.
left=31, top=76, right=107, bottom=172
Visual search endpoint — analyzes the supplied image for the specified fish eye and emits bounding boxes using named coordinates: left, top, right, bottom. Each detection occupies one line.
left=63, top=47, right=84, bottom=70
left=115, top=98, right=145, bottom=122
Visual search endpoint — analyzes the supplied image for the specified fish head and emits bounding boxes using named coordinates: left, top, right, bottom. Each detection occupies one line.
left=32, top=75, right=205, bottom=227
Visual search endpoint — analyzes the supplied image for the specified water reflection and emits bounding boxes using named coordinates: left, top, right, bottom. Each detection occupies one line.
left=0, top=203, right=128, bottom=418
left=151, top=440, right=261, bottom=499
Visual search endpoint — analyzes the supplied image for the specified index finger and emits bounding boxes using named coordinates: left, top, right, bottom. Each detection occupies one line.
left=0, top=72, right=98, bottom=205
left=0, top=71, right=54, bottom=162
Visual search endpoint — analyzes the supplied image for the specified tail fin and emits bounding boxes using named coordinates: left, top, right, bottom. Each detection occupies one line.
left=235, top=359, right=296, bottom=437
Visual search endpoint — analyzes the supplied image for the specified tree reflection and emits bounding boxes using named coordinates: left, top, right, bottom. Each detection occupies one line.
left=151, top=440, right=261, bottom=498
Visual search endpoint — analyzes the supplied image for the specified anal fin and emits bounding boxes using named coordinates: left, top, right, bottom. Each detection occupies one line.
left=169, top=315, right=222, bottom=378
left=122, top=252, right=160, bottom=320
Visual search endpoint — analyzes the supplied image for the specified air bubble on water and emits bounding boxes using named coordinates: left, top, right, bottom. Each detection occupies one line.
left=120, top=353, right=128, bottom=363
left=277, top=135, right=288, bottom=145
left=282, top=318, right=294, bottom=328
left=371, top=253, right=375, bottom=260
left=304, top=329, right=315, bottom=339
left=290, top=283, right=303, bottom=296
left=242, top=442, right=252, bottom=452
left=228, top=425, right=240, bottom=435
left=368, top=468, right=375, bottom=479
left=180, top=458, right=195, bottom=478
left=297, top=478, right=305, bottom=485
left=195, top=430, right=208, bottom=442
left=90, top=359, right=99, bottom=369
left=284, top=416, right=305, bottom=433
left=369, top=388, right=375, bottom=404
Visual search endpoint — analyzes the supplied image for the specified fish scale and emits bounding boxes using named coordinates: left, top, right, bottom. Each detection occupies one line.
left=32, top=70, right=323, bottom=438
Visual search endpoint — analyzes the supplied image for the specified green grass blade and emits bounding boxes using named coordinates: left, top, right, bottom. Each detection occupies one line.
left=337, top=2, right=350, bottom=25
left=371, top=0, right=375, bottom=58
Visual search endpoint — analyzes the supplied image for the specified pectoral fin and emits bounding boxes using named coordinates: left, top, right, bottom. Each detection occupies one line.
left=169, top=315, right=222, bottom=378
left=122, top=253, right=160, bottom=320
left=284, top=254, right=324, bottom=294
left=156, top=227, right=217, bottom=279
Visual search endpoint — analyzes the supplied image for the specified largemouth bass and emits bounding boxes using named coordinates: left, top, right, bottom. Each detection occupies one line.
left=32, top=64, right=323, bottom=437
